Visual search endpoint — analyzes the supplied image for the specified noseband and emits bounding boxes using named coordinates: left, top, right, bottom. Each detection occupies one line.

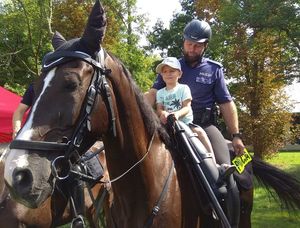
left=10, top=49, right=116, bottom=157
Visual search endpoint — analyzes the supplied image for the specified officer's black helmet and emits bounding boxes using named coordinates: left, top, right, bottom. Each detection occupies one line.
left=183, top=19, right=212, bottom=43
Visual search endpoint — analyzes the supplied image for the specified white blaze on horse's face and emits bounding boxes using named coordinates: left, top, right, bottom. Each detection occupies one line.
left=17, top=68, right=57, bottom=140
left=4, top=68, right=57, bottom=186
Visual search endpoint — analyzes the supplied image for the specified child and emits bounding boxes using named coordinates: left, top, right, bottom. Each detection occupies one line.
left=155, top=57, right=235, bottom=177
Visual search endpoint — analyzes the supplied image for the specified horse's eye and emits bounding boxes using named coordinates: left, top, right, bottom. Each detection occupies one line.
left=64, top=81, right=78, bottom=91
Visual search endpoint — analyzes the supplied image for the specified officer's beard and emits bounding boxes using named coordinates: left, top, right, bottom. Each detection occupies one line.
left=183, top=50, right=204, bottom=68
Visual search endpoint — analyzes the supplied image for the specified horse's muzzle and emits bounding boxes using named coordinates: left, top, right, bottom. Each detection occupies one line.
left=12, top=167, right=33, bottom=196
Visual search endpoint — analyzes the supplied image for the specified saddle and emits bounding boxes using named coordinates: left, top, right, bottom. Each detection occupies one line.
left=166, top=118, right=236, bottom=227
left=168, top=120, right=253, bottom=192
left=174, top=121, right=229, bottom=196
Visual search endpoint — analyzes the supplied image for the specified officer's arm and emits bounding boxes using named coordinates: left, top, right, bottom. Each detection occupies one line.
left=219, top=101, right=245, bottom=156
left=12, top=103, right=30, bottom=139
left=219, top=101, right=239, bottom=135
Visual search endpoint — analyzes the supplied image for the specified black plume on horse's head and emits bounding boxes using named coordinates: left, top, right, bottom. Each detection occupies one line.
left=81, top=0, right=106, bottom=55
left=50, top=0, right=106, bottom=57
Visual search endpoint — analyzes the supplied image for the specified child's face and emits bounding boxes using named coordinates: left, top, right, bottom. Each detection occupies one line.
left=161, top=65, right=182, bottom=84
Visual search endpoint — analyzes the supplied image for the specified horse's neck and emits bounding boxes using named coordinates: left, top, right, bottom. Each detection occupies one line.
left=104, top=106, right=173, bottom=218
left=104, top=118, right=163, bottom=182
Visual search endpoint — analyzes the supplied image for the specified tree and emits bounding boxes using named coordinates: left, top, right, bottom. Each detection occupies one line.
left=101, top=0, right=157, bottom=91
left=0, top=0, right=156, bottom=93
left=0, top=0, right=53, bottom=94
left=195, top=0, right=300, bottom=158
left=52, top=0, right=94, bottom=39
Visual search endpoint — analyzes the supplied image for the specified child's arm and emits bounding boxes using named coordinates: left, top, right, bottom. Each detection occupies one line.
left=156, top=103, right=169, bottom=124
left=172, top=98, right=192, bottom=120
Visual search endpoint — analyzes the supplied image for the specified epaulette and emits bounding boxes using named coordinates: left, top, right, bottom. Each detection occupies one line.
left=206, top=59, right=223, bottom=68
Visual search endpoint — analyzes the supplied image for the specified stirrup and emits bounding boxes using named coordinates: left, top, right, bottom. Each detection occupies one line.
left=71, top=215, right=85, bottom=228
left=219, top=164, right=236, bottom=179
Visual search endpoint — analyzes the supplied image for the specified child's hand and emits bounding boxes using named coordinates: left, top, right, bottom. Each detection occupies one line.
left=172, top=112, right=180, bottom=121
left=159, top=111, right=169, bottom=124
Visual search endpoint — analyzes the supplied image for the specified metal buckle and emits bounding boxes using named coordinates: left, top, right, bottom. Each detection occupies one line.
left=71, top=215, right=85, bottom=228
left=51, top=156, right=71, bottom=180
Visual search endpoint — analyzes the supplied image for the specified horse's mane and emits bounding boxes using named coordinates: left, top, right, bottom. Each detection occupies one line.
left=108, top=53, right=171, bottom=147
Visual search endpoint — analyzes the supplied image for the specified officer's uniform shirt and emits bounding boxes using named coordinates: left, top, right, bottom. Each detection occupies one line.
left=152, top=57, right=232, bottom=113
left=21, top=83, right=35, bottom=107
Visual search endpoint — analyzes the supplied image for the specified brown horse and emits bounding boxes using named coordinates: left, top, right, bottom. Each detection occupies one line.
left=3, top=1, right=300, bottom=227
left=0, top=142, right=109, bottom=228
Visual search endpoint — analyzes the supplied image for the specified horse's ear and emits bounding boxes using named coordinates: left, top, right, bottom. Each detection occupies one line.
left=52, top=31, right=67, bottom=50
left=81, top=0, right=107, bottom=54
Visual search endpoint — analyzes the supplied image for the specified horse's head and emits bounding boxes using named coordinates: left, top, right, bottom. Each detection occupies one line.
left=4, top=0, right=111, bottom=208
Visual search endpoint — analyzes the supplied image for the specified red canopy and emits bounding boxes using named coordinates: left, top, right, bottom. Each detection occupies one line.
left=0, top=86, right=22, bottom=143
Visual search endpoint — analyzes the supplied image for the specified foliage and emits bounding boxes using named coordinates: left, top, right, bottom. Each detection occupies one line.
left=195, top=0, right=299, bottom=158
left=52, top=0, right=94, bottom=39
left=290, top=113, right=300, bottom=144
left=0, top=0, right=157, bottom=94
left=102, top=0, right=157, bottom=91
left=52, top=0, right=157, bottom=91
left=0, top=0, right=53, bottom=93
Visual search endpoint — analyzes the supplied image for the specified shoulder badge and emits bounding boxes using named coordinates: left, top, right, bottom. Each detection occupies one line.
left=206, top=59, right=223, bottom=68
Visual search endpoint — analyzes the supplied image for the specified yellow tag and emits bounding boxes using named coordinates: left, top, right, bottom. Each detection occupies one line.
left=232, top=148, right=252, bottom=174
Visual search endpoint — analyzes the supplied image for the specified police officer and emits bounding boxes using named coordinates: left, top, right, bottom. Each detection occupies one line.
left=145, top=19, right=244, bottom=227
left=12, top=83, right=35, bottom=139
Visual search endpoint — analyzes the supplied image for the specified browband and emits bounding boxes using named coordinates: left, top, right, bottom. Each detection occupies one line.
left=42, top=50, right=103, bottom=72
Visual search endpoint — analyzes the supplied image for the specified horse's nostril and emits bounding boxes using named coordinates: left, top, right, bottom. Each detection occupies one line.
left=12, top=168, right=33, bottom=190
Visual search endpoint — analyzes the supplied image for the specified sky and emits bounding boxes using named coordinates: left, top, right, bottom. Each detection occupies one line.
left=285, top=81, right=300, bottom=113
left=136, top=0, right=182, bottom=28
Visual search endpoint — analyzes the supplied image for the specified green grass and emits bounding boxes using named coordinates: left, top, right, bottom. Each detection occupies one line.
left=251, top=152, right=300, bottom=228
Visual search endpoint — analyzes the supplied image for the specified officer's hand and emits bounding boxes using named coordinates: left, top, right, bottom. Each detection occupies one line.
left=12, top=127, right=20, bottom=139
left=232, top=137, right=245, bottom=156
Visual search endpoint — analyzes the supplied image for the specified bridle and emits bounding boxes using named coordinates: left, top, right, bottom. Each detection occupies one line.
left=9, top=48, right=117, bottom=227
left=10, top=49, right=116, bottom=159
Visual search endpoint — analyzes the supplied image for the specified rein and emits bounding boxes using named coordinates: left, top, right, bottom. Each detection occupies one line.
left=108, top=132, right=155, bottom=184
left=144, top=160, right=174, bottom=228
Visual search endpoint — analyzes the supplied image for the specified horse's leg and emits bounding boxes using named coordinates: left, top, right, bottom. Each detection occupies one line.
left=239, top=188, right=253, bottom=228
